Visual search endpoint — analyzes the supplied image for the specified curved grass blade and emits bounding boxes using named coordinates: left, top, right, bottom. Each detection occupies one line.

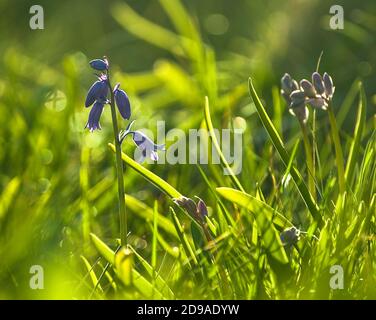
left=90, top=233, right=166, bottom=299
left=248, top=78, right=321, bottom=223
left=345, top=81, right=366, bottom=185
left=125, top=194, right=178, bottom=240
left=109, top=143, right=182, bottom=199
left=90, top=233, right=115, bottom=265
left=129, top=245, right=175, bottom=299
left=0, top=177, right=21, bottom=221
left=204, top=96, right=245, bottom=192
left=80, top=255, right=103, bottom=294
left=170, top=207, right=198, bottom=267
left=216, top=187, right=289, bottom=264
left=216, top=187, right=292, bottom=229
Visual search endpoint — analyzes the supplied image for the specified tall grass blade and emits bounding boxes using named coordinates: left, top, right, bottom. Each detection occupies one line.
left=248, top=78, right=321, bottom=223
left=216, top=187, right=289, bottom=264
left=109, top=143, right=182, bottom=199
left=204, top=97, right=245, bottom=192
left=345, top=82, right=367, bottom=185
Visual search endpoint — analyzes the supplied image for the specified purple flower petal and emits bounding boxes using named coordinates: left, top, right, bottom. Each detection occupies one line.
left=114, top=88, right=131, bottom=120
left=323, top=72, right=334, bottom=98
left=299, top=79, right=316, bottom=98
left=150, top=151, right=158, bottom=161
left=132, top=131, right=164, bottom=161
left=85, top=101, right=104, bottom=132
left=307, top=97, right=328, bottom=110
left=312, top=72, right=325, bottom=95
left=85, top=80, right=108, bottom=107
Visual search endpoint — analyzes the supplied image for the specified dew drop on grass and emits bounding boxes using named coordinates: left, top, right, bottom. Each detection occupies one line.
left=38, top=178, right=51, bottom=194
left=40, top=148, right=53, bottom=165
left=204, top=14, right=229, bottom=35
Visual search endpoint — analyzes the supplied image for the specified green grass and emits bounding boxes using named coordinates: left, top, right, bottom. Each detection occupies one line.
left=0, top=0, right=375, bottom=300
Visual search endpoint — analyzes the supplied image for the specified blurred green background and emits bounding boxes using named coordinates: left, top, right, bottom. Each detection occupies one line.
left=0, top=0, right=375, bottom=299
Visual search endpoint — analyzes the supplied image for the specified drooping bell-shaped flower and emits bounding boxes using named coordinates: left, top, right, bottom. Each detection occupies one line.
left=131, top=131, right=165, bottom=161
left=114, top=83, right=131, bottom=120
left=118, top=121, right=165, bottom=162
left=312, top=72, right=325, bottom=95
left=85, top=76, right=108, bottom=107
left=299, top=79, right=316, bottom=98
left=280, top=226, right=301, bottom=246
left=173, top=196, right=197, bottom=217
left=280, top=73, right=299, bottom=104
left=85, top=100, right=104, bottom=132
left=89, top=58, right=109, bottom=71
left=323, top=72, right=335, bottom=98
left=196, top=197, right=208, bottom=219
left=280, top=71, right=336, bottom=123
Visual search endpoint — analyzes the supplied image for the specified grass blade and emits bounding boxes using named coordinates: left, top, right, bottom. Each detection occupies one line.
left=204, top=96, right=245, bottom=192
left=80, top=255, right=103, bottom=294
left=129, top=245, right=175, bottom=299
left=170, top=207, right=198, bottom=267
left=90, top=233, right=115, bottom=265
left=216, top=187, right=289, bottom=264
left=345, top=81, right=366, bottom=185
left=248, top=78, right=321, bottom=223
left=125, top=194, right=179, bottom=240
left=109, top=143, right=182, bottom=199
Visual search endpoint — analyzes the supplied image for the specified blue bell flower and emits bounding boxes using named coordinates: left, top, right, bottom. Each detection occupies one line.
left=85, top=100, right=104, bottom=132
left=114, top=83, right=131, bottom=120
left=89, top=58, right=109, bottom=71
left=85, top=77, right=108, bottom=107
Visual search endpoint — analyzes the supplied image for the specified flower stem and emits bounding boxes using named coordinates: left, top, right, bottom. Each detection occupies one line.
left=300, top=121, right=316, bottom=200
left=107, top=70, right=127, bottom=247
left=327, top=102, right=345, bottom=194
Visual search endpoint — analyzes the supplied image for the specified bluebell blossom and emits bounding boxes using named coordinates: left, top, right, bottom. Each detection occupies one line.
left=280, top=71, right=335, bottom=123
left=85, top=100, right=104, bottom=132
left=196, top=197, right=208, bottom=219
left=85, top=75, right=108, bottom=108
left=173, top=196, right=197, bottom=216
left=119, top=121, right=165, bottom=161
left=280, top=73, right=299, bottom=104
left=114, top=83, right=131, bottom=120
left=281, top=73, right=309, bottom=123
left=302, top=72, right=335, bottom=110
left=280, top=226, right=301, bottom=246
left=89, top=58, right=109, bottom=71
left=173, top=196, right=208, bottom=222
left=84, top=58, right=132, bottom=132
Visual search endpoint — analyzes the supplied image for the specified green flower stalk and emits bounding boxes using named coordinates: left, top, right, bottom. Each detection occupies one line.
left=85, top=57, right=131, bottom=247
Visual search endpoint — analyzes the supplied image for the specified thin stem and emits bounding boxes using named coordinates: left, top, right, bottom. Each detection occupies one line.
left=300, top=121, right=316, bottom=200
left=106, top=70, right=127, bottom=246
left=327, top=101, right=345, bottom=194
